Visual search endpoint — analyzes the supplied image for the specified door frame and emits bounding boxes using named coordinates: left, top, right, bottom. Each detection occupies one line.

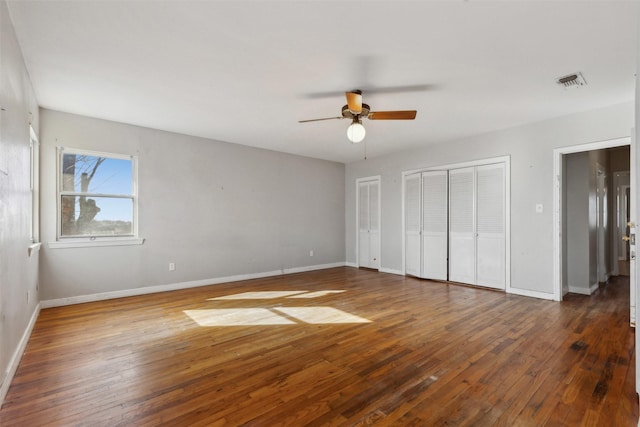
left=552, top=136, right=632, bottom=302
left=401, top=155, right=511, bottom=291
left=356, top=176, right=381, bottom=269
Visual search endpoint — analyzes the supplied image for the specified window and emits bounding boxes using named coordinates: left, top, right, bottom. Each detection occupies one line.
left=29, top=126, right=39, bottom=244
left=53, top=147, right=142, bottom=248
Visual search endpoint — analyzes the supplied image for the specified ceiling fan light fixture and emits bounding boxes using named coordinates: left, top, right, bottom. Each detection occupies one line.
left=347, top=120, right=366, bottom=143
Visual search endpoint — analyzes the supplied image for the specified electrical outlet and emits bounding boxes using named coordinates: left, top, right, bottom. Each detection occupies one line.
left=169, top=262, right=176, bottom=271
left=309, top=250, right=314, bottom=257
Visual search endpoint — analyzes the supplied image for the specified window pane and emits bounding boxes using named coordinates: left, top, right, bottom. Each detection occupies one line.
left=62, top=153, right=132, bottom=195
left=61, top=196, right=133, bottom=236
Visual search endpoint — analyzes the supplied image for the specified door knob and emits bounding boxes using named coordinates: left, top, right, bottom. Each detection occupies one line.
left=623, top=236, right=631, bottom=242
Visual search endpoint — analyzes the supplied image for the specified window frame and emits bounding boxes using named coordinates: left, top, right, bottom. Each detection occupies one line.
left=50, top=147, right=143, bottom=249
left=29, top=126, right=39, bottom=244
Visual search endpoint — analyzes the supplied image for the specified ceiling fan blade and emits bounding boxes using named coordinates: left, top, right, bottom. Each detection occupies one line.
left=298, top=116, right=344, bottom=123
left=345, top=91, right=362, bottom=114
left=368, top=110, right=417, bottom=120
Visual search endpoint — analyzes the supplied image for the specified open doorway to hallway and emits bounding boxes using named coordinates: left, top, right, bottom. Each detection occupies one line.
left=561, top=144, right=631, bottom=318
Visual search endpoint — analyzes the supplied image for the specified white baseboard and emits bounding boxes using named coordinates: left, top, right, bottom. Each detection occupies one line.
left=379, top=268, right=404, bottom=276
left=590, top=281, right=600, bottom=294
left=507, top=287, right=555, bottom=301
left=1, top=303, right=40, bottom=406
left=41, top=262, right=347, bottom=308
left=567, top=285, right=595, bottom=296
left=345, top=262, right=358, bottom=268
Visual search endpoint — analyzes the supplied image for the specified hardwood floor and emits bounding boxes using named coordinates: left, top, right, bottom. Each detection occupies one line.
left=1, top=267, right=637, bottom=426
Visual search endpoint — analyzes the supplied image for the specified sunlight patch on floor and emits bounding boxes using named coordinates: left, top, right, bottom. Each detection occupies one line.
left=286, top=290, right=346, bottom=299
left=184, top=308, right=296, bottom=326
left=188, top=290, right=370, bottom=326
left=273, top=307, right=371, bottom=324
left=209, top=291, right=308, bottom=300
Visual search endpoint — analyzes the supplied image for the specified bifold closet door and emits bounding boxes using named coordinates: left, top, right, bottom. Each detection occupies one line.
left=404, top=173, right=421, bottom=277
left=422, top=171, right=448, bottom=280
left=358, top=180, right=380, bottom=269
left=476, top=163, right=505, bottom=288
left=449, top=167, right=476, bottom=284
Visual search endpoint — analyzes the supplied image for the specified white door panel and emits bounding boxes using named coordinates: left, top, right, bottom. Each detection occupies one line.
left=423, top=232, right=447, bottom=280
left=476, top=163, right=505, bottom=289
left=449, top=167, right=476, bottom=284
left=406, top=234, right=421, bottom=276
left=369, top=231, right=380, bottom=269
left=450, top=233, right=475, bottom=283
left=422, top=171, right=448, bottom=280
left=405, top=173, right=421, bottom=276
left=477, top=235, right=505, bottom=288
left=358, top=179, right=380, bottom=269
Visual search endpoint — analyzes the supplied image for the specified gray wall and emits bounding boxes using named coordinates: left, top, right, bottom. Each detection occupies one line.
left=565, top=149, right=615, bottom=294
left=39, top=109, right=345, bottom=301
left=345, top=101, right=633, bottom=297
left=0, top=0, right=40, bottom=397
left=565, top=152, right=591, bottom=293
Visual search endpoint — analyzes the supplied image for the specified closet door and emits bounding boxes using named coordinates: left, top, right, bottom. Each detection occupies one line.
left=476, top=163, right=505, bottom=289
left=368, top=181, right=380, bottom=269
left=404, top=173, right=421, bottom=276
left=358, top=181, right=370, bottom=267
left=358, top=179, right=380, bottom=269
left=422, top=171, right=448, bottom=280
left=449, top=167, right=476, bottom=284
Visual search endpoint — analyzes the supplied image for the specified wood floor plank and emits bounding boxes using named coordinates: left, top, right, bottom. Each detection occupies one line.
left=0, top=268, right=637, bottom=426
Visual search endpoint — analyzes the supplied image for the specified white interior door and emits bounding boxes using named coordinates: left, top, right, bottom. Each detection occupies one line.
left=422, top=171, right=448, bottom=280
left=358, top=179, right=380, bottom=269
left=368, top=181, right=380, bottom=269
left=449, top=167, right=476, bottom=284
left=358, top=181, right=370, bottom=268
left=476, top=163, right=506, bottom=289
left=405, top=173, right=421, bottom=277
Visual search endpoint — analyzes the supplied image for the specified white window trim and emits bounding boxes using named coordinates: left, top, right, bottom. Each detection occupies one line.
left=29, top=126, right=39, bottom=245
left=50, top=147, right=143, bottom=249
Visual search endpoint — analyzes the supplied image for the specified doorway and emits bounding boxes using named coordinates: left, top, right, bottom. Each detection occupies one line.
left=553, top=137, right=633, bottom=322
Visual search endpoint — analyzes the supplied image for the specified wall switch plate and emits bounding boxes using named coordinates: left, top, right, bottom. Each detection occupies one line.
left=169, top=262, right=176, bottom=271
left=535, top=204, right=543, bottom=213
left=309, top=250, right=314, bottom=257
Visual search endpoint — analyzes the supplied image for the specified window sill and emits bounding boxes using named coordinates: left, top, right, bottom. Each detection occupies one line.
left=28, top=242, right=42, bottom=257
left=48, top=238, right=145, bottom=249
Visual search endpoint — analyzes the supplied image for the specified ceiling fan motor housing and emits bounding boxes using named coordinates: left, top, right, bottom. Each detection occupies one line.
left=342, top=103, right=370, bottom=119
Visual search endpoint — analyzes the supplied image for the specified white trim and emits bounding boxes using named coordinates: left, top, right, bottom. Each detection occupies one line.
left=553, top=136, right=631, bottom=301
left=567, top=286, right=592, bottom=295
left=41, top=262, right=347, bottom=308
left=379, top=268, right=404, bottom=275
left=56, top=146, right=140, bottom=241
left=566, top=282, right=600, bottom=295
left=1, top=304, right=40, bottom=406
left=48, top=238, right=145, bottom=249
left=28, top=242, right=42, bottom=257
left=506, top=287, right=554, bottom=300
left=402, top=155, right=511, bottom=177
left=355, top=176, right=381, bottom=270
left=29, top=126, right=39, bottom=244
left=57, top=146, right=135, bottom=160
left=345, top=262, right=358, bottom=268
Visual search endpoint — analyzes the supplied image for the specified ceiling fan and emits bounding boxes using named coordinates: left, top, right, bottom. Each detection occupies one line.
left=299, top=90, right=417, bottom=143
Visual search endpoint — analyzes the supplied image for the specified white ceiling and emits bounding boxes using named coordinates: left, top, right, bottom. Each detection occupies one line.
left=6, top=1, right=639, bottom=163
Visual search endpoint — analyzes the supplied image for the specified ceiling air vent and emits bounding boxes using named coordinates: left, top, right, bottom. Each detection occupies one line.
left=556, top=72, right=587, bottom=88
